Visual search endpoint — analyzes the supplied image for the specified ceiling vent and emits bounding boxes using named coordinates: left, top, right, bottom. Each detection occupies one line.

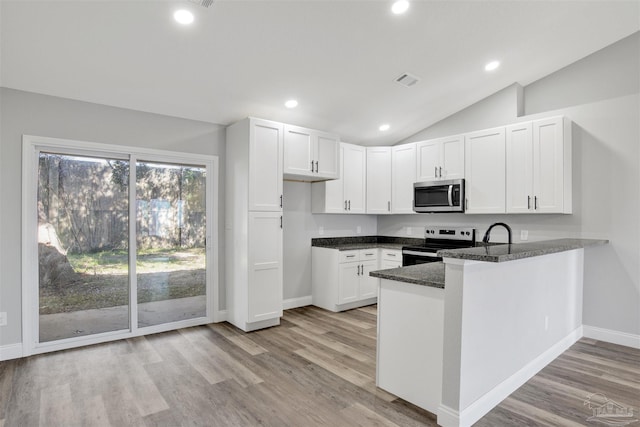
left=394, top=72, right=420, bottom=87
left=188, top=0, right=214, bottom=8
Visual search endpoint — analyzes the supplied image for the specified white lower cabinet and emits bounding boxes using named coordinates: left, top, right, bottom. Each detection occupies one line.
left=312, top=248, right=379, bottom=312
left=380, top=249, right=402, bottom=269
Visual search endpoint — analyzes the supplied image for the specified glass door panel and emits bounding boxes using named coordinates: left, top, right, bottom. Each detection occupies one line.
left=37, top=153, right=130, bottom=342
left=135, top=161, right=207, bottom=327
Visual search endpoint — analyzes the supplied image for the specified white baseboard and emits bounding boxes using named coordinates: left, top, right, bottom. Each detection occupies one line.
left=213, top=310, right=228, bottom=322
left=438, top=326, right=583, bottom=427
left=583, top=325, right=640, bottom=349
left=283, top=296, right=313, bottom=310
left=0, top=342, right=24, bottom=361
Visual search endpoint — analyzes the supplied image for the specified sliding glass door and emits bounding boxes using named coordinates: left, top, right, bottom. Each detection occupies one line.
left=27, top=137, right=217, bottom=353
left=38, top=153, right=130, bottom=342
left=135, top=161, right=207, bottom=327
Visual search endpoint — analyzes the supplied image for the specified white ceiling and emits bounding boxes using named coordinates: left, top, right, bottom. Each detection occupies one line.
left=1, top=1, right=639, bottom=146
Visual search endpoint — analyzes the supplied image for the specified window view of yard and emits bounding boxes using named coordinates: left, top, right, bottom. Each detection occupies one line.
left=38, top=153, right=207, bottom=341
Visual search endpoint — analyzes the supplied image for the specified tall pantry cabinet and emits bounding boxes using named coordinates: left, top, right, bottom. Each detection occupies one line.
left=226, top=118, right=284, bottom=332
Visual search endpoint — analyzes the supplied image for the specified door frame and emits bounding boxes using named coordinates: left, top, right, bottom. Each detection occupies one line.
left=21, top=135, right=220, bottom=356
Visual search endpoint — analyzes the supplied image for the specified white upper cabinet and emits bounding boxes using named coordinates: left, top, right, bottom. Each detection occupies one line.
left=391, top=143, right=417, bottom=214
left=366, top=147, right=392, bottom=214
left=249, top=119, right=284, bottom=212
left=506, top=117, right=572, bottom=214
left=416, top=135, right=464, bottom=181
left=312, top=143, right=365, bottom=214
left=464, top=127, right=506, bottom=214
left=283, top=124, right=339, bottom=181
left=343, top=143, right=366, bottom=213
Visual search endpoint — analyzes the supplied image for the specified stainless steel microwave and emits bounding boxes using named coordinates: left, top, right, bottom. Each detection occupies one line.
left=413, top=179, right=465, bottom=213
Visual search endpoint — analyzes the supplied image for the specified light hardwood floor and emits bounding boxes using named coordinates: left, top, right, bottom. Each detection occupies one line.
left=0, top=305, right=638, bottom=426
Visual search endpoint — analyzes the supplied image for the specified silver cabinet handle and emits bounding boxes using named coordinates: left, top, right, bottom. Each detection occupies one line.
left=439, top=166, right=442, bottom=178
left=315, top=161, right=318, bottom=173
left=534, top=196, right=538, bottom=210
left=387, top=253, right=397, bottom=257
left=348, top=200, right=351, bottom=210
left=388, top=201, right=391, bottom=211
left=280, top=194, right=283, bottom=208
left=465, top=198, right=469, bottom=210
left=311, top=160, right=314, bottom=172
left=280, top=216, right=283, bottom=228
left=346, top=254, right=356, bottom=258
left=434, top=166, right=438, bottom=178
left=357, top=265, right=361, bottom=275
left=344, top=200, right=348, bottom=211
left=527, top=195, right=531, bottom=210
left=364, top=253, right=374, bottom=256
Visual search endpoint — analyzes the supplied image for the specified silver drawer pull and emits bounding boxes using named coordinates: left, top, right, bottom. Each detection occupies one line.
left=346, top=255, right=356, bottom=258
left=387, top=253, right=397, bottom=257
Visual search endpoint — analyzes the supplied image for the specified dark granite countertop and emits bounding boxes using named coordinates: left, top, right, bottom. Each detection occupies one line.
left=312, top=236, right=424, bottom=251
left=438, top=238, right=608, bottom=263
left=370, top=262, right=445, bottom=288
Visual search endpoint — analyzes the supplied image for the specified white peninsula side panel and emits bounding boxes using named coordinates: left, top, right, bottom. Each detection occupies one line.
left=438, top=249, right=584, bottom=427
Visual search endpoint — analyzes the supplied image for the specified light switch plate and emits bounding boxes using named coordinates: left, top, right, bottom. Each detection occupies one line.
left=0, top=312, right=7, bottom=327
left=318, top=226, right=324, bottom=235
left=521, top=230, right=528, bottom=241
left=356, top=226, right=362, bottom=234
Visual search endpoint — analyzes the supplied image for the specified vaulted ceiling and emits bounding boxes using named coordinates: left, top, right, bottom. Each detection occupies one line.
left=1, top=1, right=638, bottom=145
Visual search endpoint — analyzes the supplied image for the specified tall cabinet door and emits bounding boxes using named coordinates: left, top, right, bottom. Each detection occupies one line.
left=338, top=263, right=360, bottom=304
left=506, top=123, right=533, bottom=213
left=440, top=135, right=465, bottom=180
left=249, top=119, right=283, bottom=211
left=343, top=144, right=366, bottom=213
left=283, top=125, right=313, bottom=177
left=316, top=133, right=340, bottom=179
left=416, top=140, right=440, bottom=182
left=248, top=212, right=283, bottom=322
left=533, top=117, right=565, bottom=213
left=465, top=127, right=506, bottom=214
left=366, top=147, right=392, bottom=214
left=392, top=143, right=417, bottom=214
left=360, top=261, right=379, bottom=299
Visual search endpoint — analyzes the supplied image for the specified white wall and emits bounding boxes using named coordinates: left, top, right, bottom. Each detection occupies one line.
left=283, top=181, right=376, bottom=300
left=380, top=32, right=640, bottom=336
left=0, top=88, right=226, bottom=346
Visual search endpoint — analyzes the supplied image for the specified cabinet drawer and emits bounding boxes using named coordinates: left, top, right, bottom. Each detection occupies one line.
left=360, top=249, right=378, bottom=261
left=382, top=250, right=401, bottom=261
left=339, top=250, right=360, bottom=263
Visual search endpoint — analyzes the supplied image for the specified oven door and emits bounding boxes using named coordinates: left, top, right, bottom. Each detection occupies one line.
left=402, top=250, right=442, bottom=266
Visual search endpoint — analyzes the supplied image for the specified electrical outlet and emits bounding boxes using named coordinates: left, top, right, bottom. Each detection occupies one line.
left=0, top=312, right=7, bottom=327
left=406, top=226, right=412, bottom=236
left=318, top=226, right=324, bottom=235
left=544, top=315, right=549, bottom=331
left=357, top=226, right=362, bottom=234
left=521, top=230, right=529, bottom=241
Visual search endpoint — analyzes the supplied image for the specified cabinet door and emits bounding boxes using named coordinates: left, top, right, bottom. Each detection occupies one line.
left=392, top=143, right=417, bottom=214
left=315, top=133, right=340, bottom=179
left=506, top=122, right=533, bottom=213
left=440, top=135, right=465, bottom=179
left=343, top=143, right=366, bottom=213
left=338, top=263, right=360, bottom=304
left=360, top=260, right=379, bottom=299
left=416, top=140, right=440, bottom=181
left=283, top=125, right=314, bottom=178
left=248, top=212, right=283, bottom=322
left=533, top=117, right=565, bottom=213
left=464, top=127, right=506, bottom=214
left=249, top=119, right=283, bottom=211
left=366, top=147, right=392, bottom=214
left=381, top=259, right=402, bottom=270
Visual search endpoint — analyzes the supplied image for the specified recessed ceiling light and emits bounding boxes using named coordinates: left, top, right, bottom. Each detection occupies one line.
left=391, top=0, right=410, bottom=15
left=285, top=99, right=298, bottom=109
left=379, top=124, right=390, bottom=132
left=485, top=60, right=500, bottom=71
left=174, top=9, right=194, bottom=25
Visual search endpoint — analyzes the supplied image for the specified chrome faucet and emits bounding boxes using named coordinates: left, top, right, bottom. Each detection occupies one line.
left=482, top=222, right=512, bottom=245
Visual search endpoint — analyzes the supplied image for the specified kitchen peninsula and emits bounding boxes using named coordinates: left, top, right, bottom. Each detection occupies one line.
left=371, top=239, right=607, bottom=427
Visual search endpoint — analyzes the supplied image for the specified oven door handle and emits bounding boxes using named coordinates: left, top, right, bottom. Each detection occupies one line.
left=448, top=184, right=453, bottom=206
left=402, top=250, right=440, bottom=257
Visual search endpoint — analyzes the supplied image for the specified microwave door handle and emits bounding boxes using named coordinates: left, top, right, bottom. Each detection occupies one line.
left=448, top=185, right=453, bottom=206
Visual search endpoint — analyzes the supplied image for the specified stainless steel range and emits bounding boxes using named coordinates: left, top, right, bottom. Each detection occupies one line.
left=402, top=226, right=476, bottom=266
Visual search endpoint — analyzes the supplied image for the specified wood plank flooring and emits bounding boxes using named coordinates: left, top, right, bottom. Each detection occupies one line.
left=1, top=306, right=638, bottom=426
